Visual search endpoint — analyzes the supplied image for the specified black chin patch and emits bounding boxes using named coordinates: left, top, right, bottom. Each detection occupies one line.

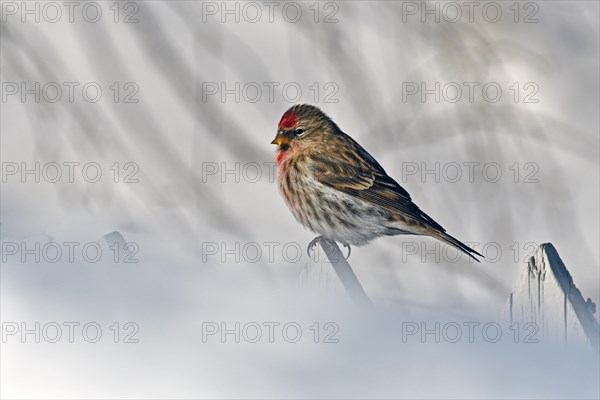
left=280, top=144, right=290, bottom=151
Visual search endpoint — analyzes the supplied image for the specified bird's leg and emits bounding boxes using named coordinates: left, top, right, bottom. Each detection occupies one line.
left=307, top=235, right=325, bottom=257
left=342, top=243, right=352, bottom=260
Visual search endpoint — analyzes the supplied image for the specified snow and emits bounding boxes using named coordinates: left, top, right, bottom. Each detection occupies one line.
left=1, top=1, right=599, bottom=398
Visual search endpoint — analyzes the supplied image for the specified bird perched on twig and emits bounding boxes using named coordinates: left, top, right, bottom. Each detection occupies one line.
left=271, top=104, right=483, bottom=262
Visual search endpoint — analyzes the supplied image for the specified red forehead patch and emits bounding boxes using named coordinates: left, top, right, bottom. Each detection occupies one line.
left=279, top=110, right=298, bottom=129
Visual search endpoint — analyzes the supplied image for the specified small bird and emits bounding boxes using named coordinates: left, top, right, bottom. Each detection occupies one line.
left=271, top=104, right=483, bottom=262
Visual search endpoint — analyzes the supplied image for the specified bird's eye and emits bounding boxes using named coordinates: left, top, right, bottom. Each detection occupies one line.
left=294, top=129, right=306, bottom=137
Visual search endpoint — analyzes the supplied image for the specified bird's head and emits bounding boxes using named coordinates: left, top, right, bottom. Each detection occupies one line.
left=271, top=104, right=337, bottom=153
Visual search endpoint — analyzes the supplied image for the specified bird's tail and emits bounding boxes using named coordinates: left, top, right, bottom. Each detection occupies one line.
left=431, top=231, right=483, bottom=262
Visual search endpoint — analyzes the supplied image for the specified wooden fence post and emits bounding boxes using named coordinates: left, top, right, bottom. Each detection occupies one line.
left=298, top=238, right=372, bottom=307
left=507, top=243, right=599, bottom=349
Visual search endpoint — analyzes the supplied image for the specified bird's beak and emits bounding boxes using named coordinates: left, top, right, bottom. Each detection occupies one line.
left=271, top=133, right=289, bottom=146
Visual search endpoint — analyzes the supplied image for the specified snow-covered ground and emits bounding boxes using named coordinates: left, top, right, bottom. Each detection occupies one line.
left=1, top=1, right=599, bottom=398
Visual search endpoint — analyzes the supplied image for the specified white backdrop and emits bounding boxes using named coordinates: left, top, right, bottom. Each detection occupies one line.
left=1, top=1, right=599, bottom=398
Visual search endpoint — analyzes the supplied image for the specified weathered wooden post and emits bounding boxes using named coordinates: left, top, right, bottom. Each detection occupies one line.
left=298, top=238, right=372, bottom=307
left=506, top=243, right=599, bottom=349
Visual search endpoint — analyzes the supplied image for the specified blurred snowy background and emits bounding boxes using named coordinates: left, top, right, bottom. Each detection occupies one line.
left=1, top=1, right=599, bottom=398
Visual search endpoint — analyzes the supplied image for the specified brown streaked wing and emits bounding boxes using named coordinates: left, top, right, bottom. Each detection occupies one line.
left=308, top=133, right=446, bottom=233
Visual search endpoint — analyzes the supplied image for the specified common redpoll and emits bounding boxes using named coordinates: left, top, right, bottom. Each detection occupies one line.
left=271, top=104, right=483, bottom=262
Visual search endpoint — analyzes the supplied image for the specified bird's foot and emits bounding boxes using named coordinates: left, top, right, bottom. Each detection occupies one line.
left=342, top=243, right=352, bottom=260
left=307, top=235, right=325, bottom=257
left=307, top=236, right=352, bottom=261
